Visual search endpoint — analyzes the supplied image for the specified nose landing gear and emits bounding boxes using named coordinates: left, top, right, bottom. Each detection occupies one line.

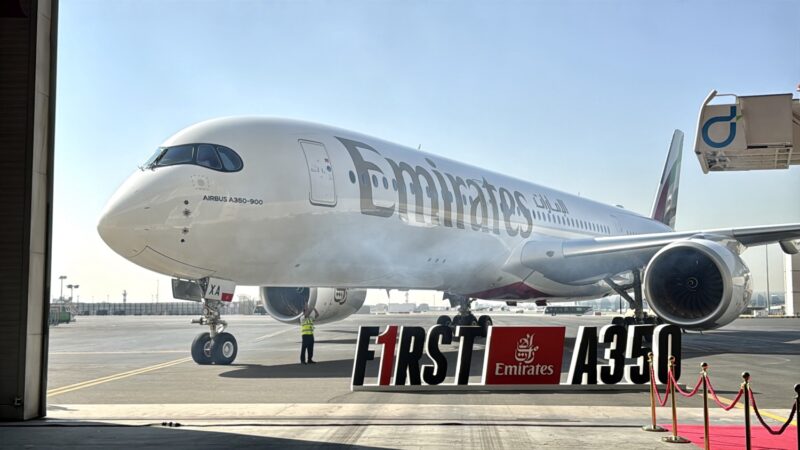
left=183, top=277, right=239, bottom=365
left=190, top=299, right=239, bottom=365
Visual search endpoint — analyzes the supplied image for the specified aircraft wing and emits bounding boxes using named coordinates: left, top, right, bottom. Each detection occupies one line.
left=518, top=223, right=800, bottom=285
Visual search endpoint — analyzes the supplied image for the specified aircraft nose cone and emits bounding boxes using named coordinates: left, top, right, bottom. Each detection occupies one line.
left=97, top=180, right=150, bottom=258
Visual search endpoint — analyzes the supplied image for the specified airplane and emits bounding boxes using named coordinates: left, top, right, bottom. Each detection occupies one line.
left=97, top=117, right=800, bottom=365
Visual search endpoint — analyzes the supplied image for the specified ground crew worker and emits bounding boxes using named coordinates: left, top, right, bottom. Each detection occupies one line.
left=300, top=305, right=319, bottom=364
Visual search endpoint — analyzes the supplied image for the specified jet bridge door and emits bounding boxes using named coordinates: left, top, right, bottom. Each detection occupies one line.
left=299, top=140, right=337, bottom=206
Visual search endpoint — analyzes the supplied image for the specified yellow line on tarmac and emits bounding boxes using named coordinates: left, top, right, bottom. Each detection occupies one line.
left=715, top=394, right=797, bottom=427
left=47, top=357, right=192, bottom=397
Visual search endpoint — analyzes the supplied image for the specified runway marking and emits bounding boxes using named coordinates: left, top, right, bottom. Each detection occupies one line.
left=254, top=327, right=294, bottom=343
left=715, top=394, right=797, bottom=427
left=47, top=357, right=192, bottom=398
left=51, top=350, right=185, bottom=355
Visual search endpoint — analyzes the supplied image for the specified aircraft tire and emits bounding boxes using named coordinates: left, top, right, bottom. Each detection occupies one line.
left=465, top=314, right=478, bottom=326
left=436, top=315, right=452, bottom=327
left=478, top=315, right=492, bottom=330
left=611, top=316, right=624, bottom=327
left=191, top=332, right=213, bottom=365
left=210, top=332, right=238, bottom=365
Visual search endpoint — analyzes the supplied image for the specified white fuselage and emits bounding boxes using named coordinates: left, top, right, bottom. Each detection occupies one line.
left=98, top=118, right=671, bottom=301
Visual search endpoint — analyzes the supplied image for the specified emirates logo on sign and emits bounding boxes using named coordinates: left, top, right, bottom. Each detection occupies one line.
left=514, top=334, right=539, bottom=364
left=483, top=326, right=565, bottom=385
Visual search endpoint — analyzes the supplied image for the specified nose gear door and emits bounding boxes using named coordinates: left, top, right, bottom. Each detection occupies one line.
left=299, top=140, right=336, bottom=206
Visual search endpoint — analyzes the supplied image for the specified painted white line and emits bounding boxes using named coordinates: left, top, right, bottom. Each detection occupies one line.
left=51, top=350, right=185, bottom=355
left=254, top=327, right=294, bottom=342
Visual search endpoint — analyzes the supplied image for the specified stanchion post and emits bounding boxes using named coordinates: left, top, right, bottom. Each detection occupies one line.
left=794, top=384, right=799, bottom=450
left=643, top=352, right=666, bottom=432
left=662, top=356, right=691, bottom=444
left=701, top=362, right=710, bottom=450
left=742, top=372, right=751, bottom=450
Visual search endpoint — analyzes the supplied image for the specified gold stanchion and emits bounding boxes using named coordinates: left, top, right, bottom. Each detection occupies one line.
left=795, top=384, right=799, bottom=450
left=643, top=352, right=666, bottom=432
left=662, top=356, right=691, bottom=444
left=701, top=362, right=710, bottom=450
left=742, top=372, right=751, bottom=450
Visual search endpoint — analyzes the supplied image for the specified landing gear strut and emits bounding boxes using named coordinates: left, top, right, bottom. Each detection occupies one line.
left=439, top=293, right=492, bottom=334
left=190, top=292, right=238, bottom=365
left=603, top=269, right=658, bottom=327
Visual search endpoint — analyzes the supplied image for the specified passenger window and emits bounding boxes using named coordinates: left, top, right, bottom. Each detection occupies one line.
left=216, top=146, right=243, bottom=171
left=196, top=144, right=222, bottom=169
left=157, top=145, right=194, bottom=166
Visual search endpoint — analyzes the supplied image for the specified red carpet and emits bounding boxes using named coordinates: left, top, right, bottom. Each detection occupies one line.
left=661, top=424, right=797, bottom=449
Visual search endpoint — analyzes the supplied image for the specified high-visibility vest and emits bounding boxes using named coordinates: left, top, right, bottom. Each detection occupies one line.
left=301, top=318, right=314, bottom=335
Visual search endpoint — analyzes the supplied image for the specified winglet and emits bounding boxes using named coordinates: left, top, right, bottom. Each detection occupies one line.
left=650, top=130, right=684, bottom=230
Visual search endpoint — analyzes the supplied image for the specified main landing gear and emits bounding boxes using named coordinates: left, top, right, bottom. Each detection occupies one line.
left=189, top=286, right=238, bottom=365
left=437, top=293, right=493, bottom=334
left=603, top=269, right=660, bottom=328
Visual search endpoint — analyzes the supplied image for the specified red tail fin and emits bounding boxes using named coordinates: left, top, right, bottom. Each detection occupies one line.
left=650, top=130, right=684, bottom=229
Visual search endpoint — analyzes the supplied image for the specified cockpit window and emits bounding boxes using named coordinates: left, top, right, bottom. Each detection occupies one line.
left=196, top=144, right=222, bottom=169
left=148, top=143, right=243, bottom=172
left=157, top=145, right=194, bottom=166
left=216, top=146, right=243, bottom=171
left=143, top=148, right=165, bottom=168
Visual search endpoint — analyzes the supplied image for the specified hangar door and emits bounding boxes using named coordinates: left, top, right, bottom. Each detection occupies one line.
left=299, top=140, right=337, bottom=206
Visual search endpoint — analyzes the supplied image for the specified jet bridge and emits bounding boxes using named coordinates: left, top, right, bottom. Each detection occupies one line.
left=694, top=90, right=800, bottom=173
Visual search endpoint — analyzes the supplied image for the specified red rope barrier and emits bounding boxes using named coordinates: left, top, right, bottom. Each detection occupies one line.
left=748, top=389, right=798, bottom=435
left=705, top=376, right=744, bottom=411
left=669, top=371, right=703, bottom=398
left=648, top=365, right=670, bottom=406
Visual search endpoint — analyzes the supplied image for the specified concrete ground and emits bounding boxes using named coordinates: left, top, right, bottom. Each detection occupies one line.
left=0, top=313, right=796, bottom=448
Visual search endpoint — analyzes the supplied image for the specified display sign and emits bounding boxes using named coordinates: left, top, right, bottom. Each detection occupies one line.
left=351, top=324, right=681, bottom=390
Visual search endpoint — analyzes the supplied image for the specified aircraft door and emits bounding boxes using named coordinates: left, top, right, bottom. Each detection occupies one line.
left=610, top=214, right=623, bottom=234
left=299, top=140, right=337, bottom=206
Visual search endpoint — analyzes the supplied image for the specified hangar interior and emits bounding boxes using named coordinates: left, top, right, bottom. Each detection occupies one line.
left=0, top=0, right=56, bottom=421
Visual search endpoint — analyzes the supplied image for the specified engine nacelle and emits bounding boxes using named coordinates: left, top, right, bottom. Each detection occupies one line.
left=260, top=287, right=367, bottom=324
left=644, top=239, right=752, bottom=330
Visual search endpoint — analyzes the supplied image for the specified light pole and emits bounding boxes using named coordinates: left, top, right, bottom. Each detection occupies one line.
left=58, top=275, right=67, bottom=301
left=765, top=245, right=771, bottom=316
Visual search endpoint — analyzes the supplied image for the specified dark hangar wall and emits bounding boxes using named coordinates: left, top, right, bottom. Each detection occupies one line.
left=0, top=0, right=57, bottom=420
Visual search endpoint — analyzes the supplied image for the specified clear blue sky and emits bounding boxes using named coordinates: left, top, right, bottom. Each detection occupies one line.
left=53, top=0, right=800, bottom=303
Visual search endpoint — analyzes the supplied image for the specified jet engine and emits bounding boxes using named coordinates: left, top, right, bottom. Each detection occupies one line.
left=260, top=287, right=367, bottom=324
left=644, top=239, right=752, bottom=330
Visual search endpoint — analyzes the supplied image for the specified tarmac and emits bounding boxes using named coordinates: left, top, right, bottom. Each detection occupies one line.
left=1, top=313, right=797, bottom=448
